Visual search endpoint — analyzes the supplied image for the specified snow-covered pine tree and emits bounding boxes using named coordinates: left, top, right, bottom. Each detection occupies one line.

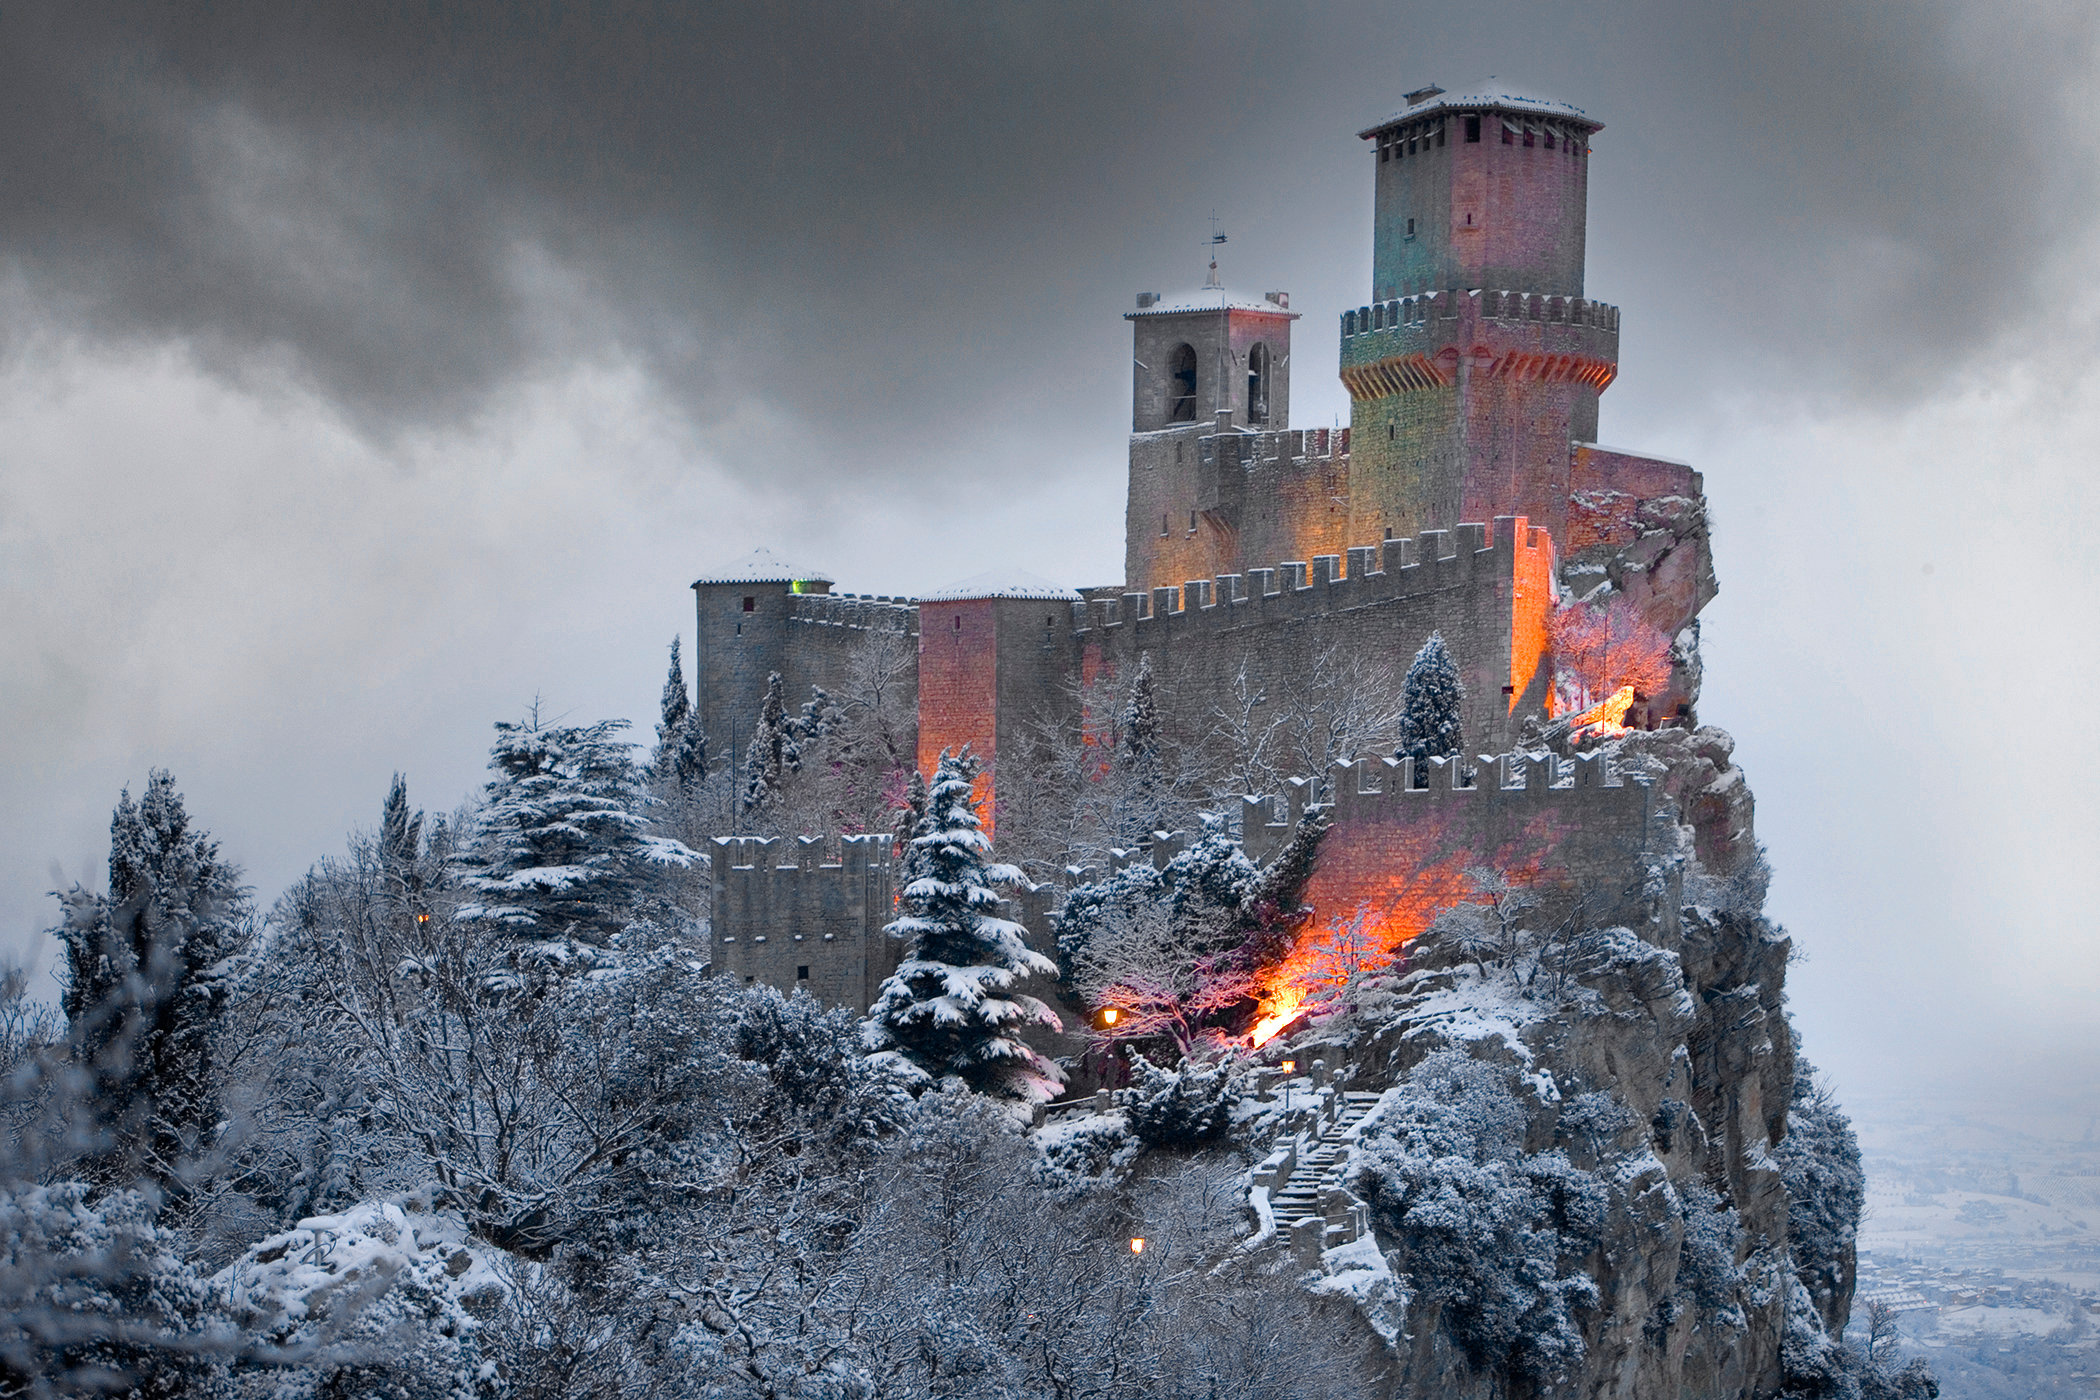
left=376, top=771, right=438, bottom=907
left=455, top=707, right=695, bottom=952
left=867, top=749, right=1064, bottom=1101
left=652, top=637, right=709, bottom=793
left=1397, top=631, right=1465, bottom=765
left=741, top=672, right=797, bottom=813
left=1115, top=653, right=1166, bottom=844
left=50, top=770, right=251, bottom=1193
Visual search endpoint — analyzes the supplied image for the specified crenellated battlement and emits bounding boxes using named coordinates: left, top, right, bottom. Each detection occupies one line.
left=1237, top=748, right=1645, bottom=863
left=1338, top=288, right=1619, bottom=399
left=1195, top=425, right=1351, bottom=475
left=1341, top=288, right=1620, bottom=339
left=1076, top=514, right=1549, bottom=642
left=786, top=591, right=920, bottom=633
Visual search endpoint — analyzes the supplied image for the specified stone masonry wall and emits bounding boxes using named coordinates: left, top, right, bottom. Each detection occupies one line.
left=709, top=833, right=900, bottom=1010
left=1240, top=749, right=1655, bottom=943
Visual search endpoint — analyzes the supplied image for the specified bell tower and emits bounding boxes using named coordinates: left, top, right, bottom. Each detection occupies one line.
left=1343, top=83, right=1618, bottom=548
left=1122, top=264, right=1298, bottom=593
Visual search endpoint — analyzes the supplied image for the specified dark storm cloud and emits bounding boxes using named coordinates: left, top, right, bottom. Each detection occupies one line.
left=2, top=1, right=2091, bottom=459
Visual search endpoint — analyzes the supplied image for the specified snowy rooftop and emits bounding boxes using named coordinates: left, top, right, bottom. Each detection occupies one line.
left=921, top=568, right=1082, bottom=603
left=1359, top=79, right=1600, bottom=138
left=690, top=546, right=834, bottom=586
left=1126, top=285, right=1298, bottom=320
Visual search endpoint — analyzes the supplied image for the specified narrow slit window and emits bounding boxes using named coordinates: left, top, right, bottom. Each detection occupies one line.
left=1245, top=342, right=1270, bottom=425
left=1465, top=115, right=1481, bottom=142
left=1189, top=510, right=1198, bottom=531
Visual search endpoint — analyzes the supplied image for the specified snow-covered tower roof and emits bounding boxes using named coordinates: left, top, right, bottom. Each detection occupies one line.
left=689, top=546, right=834, bottom=589
left=921, top=568, right=1082, bottom=603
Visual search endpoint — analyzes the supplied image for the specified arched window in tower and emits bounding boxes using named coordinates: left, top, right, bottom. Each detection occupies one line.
left=1246, top=343, right=1270, bottom=425
left=1167, top=343, right=1198, bottom=422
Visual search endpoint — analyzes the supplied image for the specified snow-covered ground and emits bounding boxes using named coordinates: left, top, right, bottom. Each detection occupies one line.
left=1846, top=1084, right=2100, bottom=1399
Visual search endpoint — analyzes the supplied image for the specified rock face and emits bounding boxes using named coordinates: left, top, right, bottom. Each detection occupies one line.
left=1288, top=731, right=1826, bottom=1399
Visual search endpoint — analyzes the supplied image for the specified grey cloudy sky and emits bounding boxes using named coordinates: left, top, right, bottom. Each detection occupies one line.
left=3, top=1, right=2096, bottom=1109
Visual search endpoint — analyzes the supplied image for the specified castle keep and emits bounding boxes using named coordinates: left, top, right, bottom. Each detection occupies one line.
left=696, top=83, right=1719, bottom=1006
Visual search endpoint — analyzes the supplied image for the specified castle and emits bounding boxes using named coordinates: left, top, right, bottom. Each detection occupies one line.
left=699, top=83, right=1718, bottom=1007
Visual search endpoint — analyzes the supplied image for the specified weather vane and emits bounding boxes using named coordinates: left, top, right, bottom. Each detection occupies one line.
left=1204, top=211, right=1227, bottom=288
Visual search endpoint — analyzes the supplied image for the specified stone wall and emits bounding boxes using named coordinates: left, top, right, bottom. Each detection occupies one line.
left=1077, top=516, right=1556, bottom=763
left=1242, top=749, right=1655, bottom=941
left=709, top=833, right=900, bottom=1010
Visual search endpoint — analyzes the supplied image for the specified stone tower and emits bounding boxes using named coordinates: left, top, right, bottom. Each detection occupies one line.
left=690, top=547, right=833, bottom=774
left=1342, top=83, right=1619, bottom=549
left=1123, top=274, right=1298, bottom=594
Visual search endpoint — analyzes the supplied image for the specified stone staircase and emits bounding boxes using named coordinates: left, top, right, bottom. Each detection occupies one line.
left=1249, top=1080, right=1385, bottom=1267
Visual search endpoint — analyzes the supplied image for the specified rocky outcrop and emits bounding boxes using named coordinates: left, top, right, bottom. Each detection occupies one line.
left=1275, top=730, right=1820, bottom=1399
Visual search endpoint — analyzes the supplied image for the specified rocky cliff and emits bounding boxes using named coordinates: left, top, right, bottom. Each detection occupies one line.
left=1262, top=727, right=1869, bottom=1399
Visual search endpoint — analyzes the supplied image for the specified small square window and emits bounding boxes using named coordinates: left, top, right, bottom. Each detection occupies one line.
left=742, top=596, right=755, bottom=612
left=796, top=965, right=809, bottom=980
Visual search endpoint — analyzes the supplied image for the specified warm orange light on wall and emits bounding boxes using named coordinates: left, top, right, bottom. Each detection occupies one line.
left=1567, top=684, right=1635, bottom=737
left=1129, top=1237, right=1146, bottom=1254
left=1507, top=520, right=1554, bottom=713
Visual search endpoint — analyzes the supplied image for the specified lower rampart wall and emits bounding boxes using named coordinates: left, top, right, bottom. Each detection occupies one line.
left=1242, top=749, right=1654, bottom=940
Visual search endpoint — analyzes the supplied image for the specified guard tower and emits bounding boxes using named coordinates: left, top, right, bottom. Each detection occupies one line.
left=1123, top=265, right=1298, bottom=593
left=1342, top=82, right=1619, bottom=548
left=691, top=547, right=833, bottom=778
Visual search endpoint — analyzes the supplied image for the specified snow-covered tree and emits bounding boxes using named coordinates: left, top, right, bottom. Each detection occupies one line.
left=455, top=707, right=694, bottom=952
left=651, top=636, right=708, bottom=794
left=867, top=749, right=1064, bottom=1101
left=740, top=672, right=797, bottom=813
left=48, top=771, right=251, bottom=1194
left=1397, top=631, right=1465, bottom=765
left=1351, top=1050, right=1606, bottom=1381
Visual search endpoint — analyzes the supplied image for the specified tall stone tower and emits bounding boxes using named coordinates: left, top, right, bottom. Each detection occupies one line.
left=1343, top=83, right=1619, bottom=548
left=1123, top=273, right=1298, bottom=594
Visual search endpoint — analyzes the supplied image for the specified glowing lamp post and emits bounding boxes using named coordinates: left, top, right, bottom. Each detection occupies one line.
left=1129, top=1237, right=1145, bottom=1255
left=1101, top=1006, right=1120, bottom=1028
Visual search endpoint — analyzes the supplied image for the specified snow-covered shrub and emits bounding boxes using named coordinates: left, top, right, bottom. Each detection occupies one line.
left=734, top=983, right=910, bottom=1138
left=1675, top=1176, right=1745, bottom=1320
left=1351, top=1051, right=1605, bottom=1381
left=213, top=1194, right=498, bottom=1400
left=1033, top=1113, right=1140, bottom=1188
left=1776, top=1055, right=1864, bottom=1331
left=1115, top=1050, right=1245, bottom=1147
left=1685, top=844, right=1773, bottom=920
left=0, top=1182, right=225, bottom=1397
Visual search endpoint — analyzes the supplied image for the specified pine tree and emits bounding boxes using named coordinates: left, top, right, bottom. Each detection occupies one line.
left=49, top=770, right=251, bottom=1193
left=379, top=772, right=422, bottom=871
left=741, top=672, right=797, bottom=813
left=456, top=707, right=695, bottom=950
left=652, top=637, right=709, bottom=793
left=1397, top=631, right=1466, bottom=766
left=1115, top=653, right=1166, bottom=844
left=867, top=749, right=1064, bottom=1101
